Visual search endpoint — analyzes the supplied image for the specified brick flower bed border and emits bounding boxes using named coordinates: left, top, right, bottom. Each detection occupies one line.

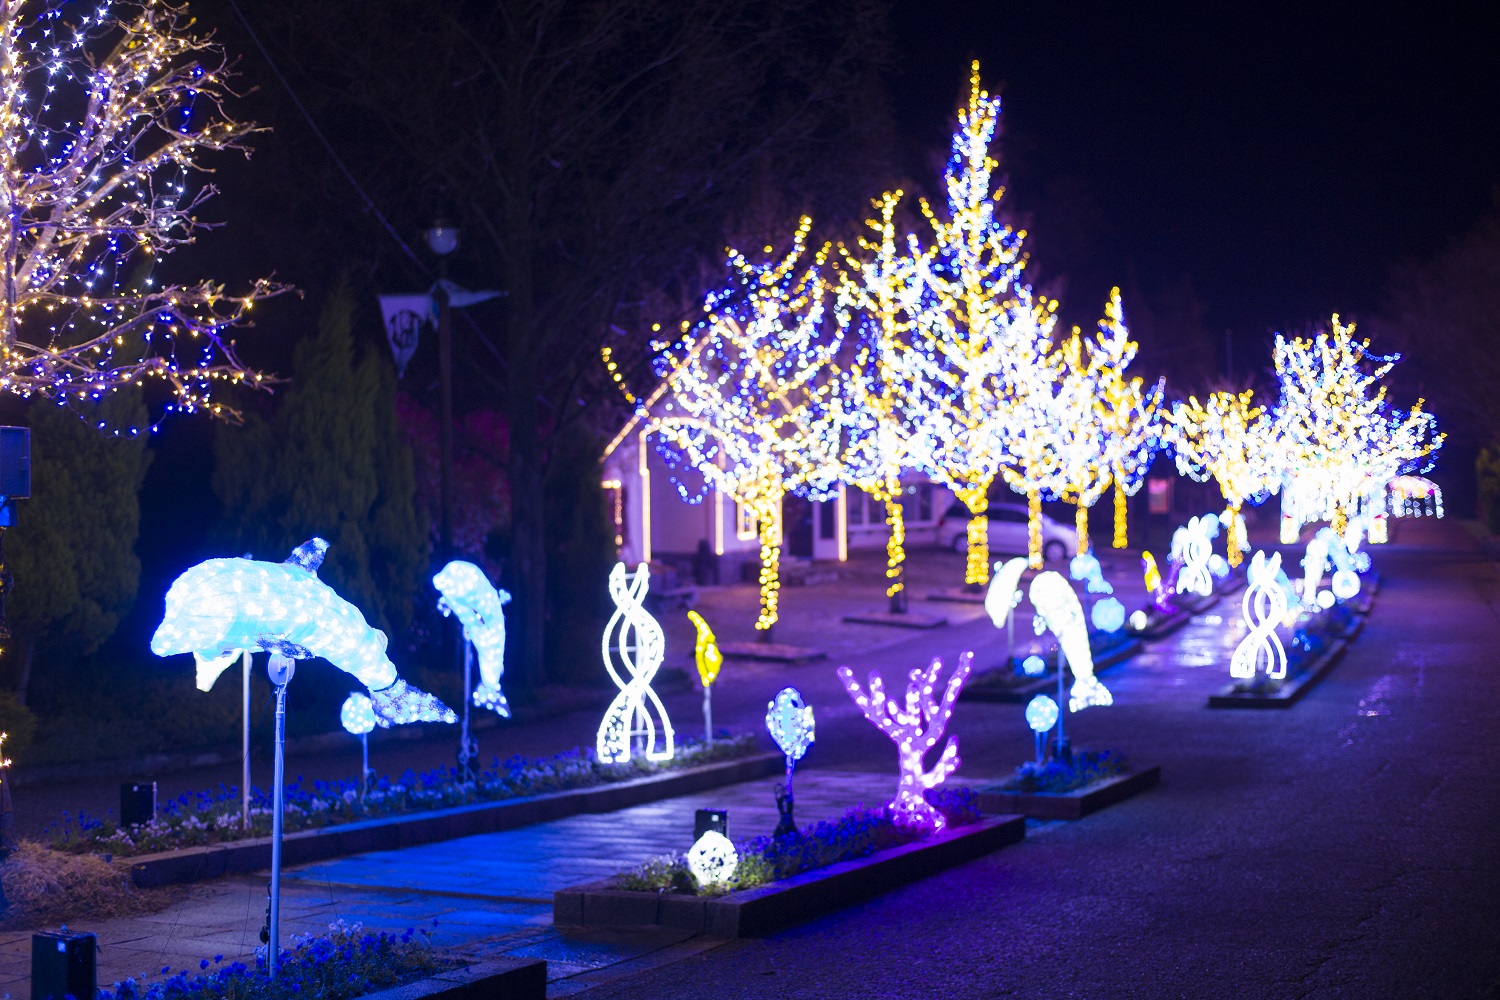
left=973, top=766, right=1161, bottom=820
left=1206, top=638, right=1350, bottom=709
left=554, top=813, right=1026, bottom=937
left=125, top=751, right=782, bottom=888
left=362, top=957, right=547, bottom=1000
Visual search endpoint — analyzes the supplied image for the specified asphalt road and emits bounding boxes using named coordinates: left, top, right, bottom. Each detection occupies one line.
left=573, top=518, right=1500, bottom=999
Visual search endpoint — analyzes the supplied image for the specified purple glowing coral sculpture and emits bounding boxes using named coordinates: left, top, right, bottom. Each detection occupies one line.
left=835, top=651, right=973, bottom=833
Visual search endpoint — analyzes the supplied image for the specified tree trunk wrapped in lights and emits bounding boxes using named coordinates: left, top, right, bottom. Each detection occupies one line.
left=0, top=0, right=286, bottom=417
left=836, top=651, right=973, bottom=833
left=648, top=218, right=844, bottom=636
left=1168, top=389, right=1281, bottom=568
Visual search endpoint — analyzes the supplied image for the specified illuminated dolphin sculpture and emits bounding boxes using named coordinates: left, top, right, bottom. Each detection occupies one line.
left=151, top=538, right=456, bottom=727
left=1029, top=571, right=1113, bottom=712
left=433, top=560, right=512, bottom=717
left=983, top=557, right=1030, bottom=629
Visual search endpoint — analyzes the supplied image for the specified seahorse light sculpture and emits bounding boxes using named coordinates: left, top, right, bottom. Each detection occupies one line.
left=1140, top=551, right=1175, bottom=614
left=836, top=651, right=973, bottom=833
left=433, top=560, right=512, bottom=716
left=597, top=562, right=673, bottom=763
left=152, top=538, right=455, bottom=727
left=1174, top=516, right=1214, bottom=597
left=687, top=610, right=723, bottom=742
left=1230, top=551, right=1288, bottom=680
left=766, top=686, right=815, bottom=837
left=1030, top=571, right=1113, bottom=712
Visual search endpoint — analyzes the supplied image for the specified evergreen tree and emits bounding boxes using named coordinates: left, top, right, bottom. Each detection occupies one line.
left=213, top=283, right=426, bottom=642
left=4, top=394, right=152, bottom=704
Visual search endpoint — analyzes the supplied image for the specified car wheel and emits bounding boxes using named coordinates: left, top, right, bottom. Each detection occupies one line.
left=1044, top=540, right=1067, bottom=563
left=951, top=533, right=968, bottom=554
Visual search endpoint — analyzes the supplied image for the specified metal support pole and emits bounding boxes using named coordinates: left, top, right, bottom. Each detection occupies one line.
left=241, top=650, right=251, bottom=830
left=703, top=685, right=713, bottom=744
left=266, top=654, right=294, bottom=980
left=360, top=733, right=369, bottom=801
left=1054, top=647, right=1070, bottom=763
left=1006, top=607, right=1015, bottom=667
left=458, top=635, right=474, bottom=779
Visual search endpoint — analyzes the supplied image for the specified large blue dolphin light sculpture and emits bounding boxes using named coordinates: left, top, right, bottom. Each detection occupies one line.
left=151, top=538, right=456, bottom=727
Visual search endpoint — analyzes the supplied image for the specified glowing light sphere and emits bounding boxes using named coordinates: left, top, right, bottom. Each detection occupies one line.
left=1091, top=597, right=1126, bottom=633
left=1331, top=569, right=1360, bottom=601
left=1129, top=609, right=1148, bottom=631
left=836, top=652, right=973, bottom=832
left=1229, top=551, right=1288, bottom=681
left=1022, top=654, right=1047, bottom=676
left=687, top=830, right=739, bottom=889
left=1025, top=694, right=1059, bottom=733
left=152, top=539, right=455, bottom=727
left=766, top=687, right=816, bottom=766
left=340, top=693, right=376, bottom=736
left=1317, top=590, right=1336, bottom=609
left=1029, top=572, right=1112, bottom=712
left=1069, top=552, right=1113, bottom=594
left=1209, top=554, right=1230, bottom=579
left=597, top=563, right=673, bottom=763
left=433, top=560, right=513, bottom=717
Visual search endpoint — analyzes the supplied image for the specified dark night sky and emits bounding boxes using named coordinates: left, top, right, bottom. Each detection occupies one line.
left=887, top=2, right=1500, bottom=347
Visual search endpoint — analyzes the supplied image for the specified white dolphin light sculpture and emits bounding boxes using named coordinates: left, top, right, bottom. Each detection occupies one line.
left=151, top=538, right=456, bottom=727
left=1029, top=571, right=1113, bottom=712
left=434, top=560, right=512, bottom=717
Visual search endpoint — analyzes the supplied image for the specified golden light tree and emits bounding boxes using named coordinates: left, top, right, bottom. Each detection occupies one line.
left=837, top=191, right=927, bottom=611
left=1168, top=389, right=1281, bottom=567
left=1, top=0, right=284, bottom=419
left=1091, top=290, right=1164, bottom=549
left=905, top=61, right=1062, bottom=582
left=1046, top=328, right=1114, bottom=556
left=1271, top=315, right=1442, bottom=535
left=650, top=218, right=846, bottom=636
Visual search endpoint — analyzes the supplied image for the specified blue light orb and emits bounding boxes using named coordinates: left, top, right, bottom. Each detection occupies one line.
left=340, top=693, right=376, bottom=735
left=1021, top=654, right=1047, bottom=676
left=1025, top=694, right=1059, bottom=733
left=1209, top=554, right=1230, bottom=578
left=1091, top=597, right=1126, bottom=633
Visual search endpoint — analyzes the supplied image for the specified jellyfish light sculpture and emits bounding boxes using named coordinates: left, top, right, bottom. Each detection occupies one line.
left=836, top=652, right=973, bottom=833
left=1025, top=694, right=1058, bottom=764
left=597, top=563, right=673, bottom=764
left=340, top=693, right=376, bottom=799
left=766, top=687, right=815, bottom=837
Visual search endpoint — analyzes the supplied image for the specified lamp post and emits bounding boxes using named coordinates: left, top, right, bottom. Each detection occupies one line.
left=424, top=221, right=459, bottom=567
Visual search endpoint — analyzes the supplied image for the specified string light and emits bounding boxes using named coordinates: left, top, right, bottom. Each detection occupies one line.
left=1168, top=390, right=1280, bottom=568
left=1, top=1, right=287, bottom=427
left=836, top=651, right=973, bottom=832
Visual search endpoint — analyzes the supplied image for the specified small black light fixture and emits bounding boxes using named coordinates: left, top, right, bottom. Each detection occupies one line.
left=424, top=220, right=459, bottom=258
left=694, top=808, right=728, bottom=842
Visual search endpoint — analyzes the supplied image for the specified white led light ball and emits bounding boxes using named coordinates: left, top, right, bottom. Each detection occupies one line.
left=340, top=693, right=376, bottom=736
left=1317, top=590, right=1336, bottom=609
left=1021, top=655, right=1046, bottom=676
left=1129, top=610, right=1148, bottom=631
left=1091, top=597, right=1126, bottom=633
left=1331, top=569, right=1360, bottom=600
left=1025, top=694, right=1059, bottom=733
left=687, top=830, right=739, bottom=889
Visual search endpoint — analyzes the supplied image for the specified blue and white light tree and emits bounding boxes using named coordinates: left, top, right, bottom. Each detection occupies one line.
left=0, top=0, right=284, bottom=414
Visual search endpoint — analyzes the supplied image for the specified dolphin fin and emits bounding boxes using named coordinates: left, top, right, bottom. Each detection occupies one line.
left=285, top=537, right=330, bottom=575
left=193, top=650, right=240, bottom=692
left=370, top=677, right=458, bottom=726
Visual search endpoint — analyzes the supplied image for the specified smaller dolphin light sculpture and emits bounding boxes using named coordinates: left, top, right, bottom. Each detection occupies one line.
left=1030, top=571, right=1113, bottom=712
left=433, top=560, right=512, bottom=717
left=152, top=539, right=455, bottom=727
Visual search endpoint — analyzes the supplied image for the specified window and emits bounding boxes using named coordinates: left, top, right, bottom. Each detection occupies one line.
left=904, top=483, right=935, bottom=523
left=736, top=501, right=757, bottom=540
left=848, top=488, right=866, bottom=526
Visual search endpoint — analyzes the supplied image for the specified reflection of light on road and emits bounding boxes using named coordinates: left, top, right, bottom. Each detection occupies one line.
left=1178, top=651, right=1216, bottom=667
left=1340, top=675, right=1397, bottom=744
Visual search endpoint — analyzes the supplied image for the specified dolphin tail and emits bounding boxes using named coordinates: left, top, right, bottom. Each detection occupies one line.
left=472, top=681, right=511, bottom=718
left=1069, top=674, right=1114, bottom=712
left=370, top=677, right=458, bottom=727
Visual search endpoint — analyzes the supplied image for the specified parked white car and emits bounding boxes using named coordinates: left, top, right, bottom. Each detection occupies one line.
left=934, top=500, right=1077, bottom=563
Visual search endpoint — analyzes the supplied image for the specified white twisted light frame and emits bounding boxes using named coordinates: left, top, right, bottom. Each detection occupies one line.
left=1230, top=551, right=1289, bottom=680
left=1174, top=516, right=1215, bottom=597
left=597, top=563, right=674, bottom=763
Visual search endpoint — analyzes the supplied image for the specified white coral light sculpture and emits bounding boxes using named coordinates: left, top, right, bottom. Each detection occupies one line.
left=836, top=652, right=973, bottom=832
left=597, top=563, right=673, bottom=763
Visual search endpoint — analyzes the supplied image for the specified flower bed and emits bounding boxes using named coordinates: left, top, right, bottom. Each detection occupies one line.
left=999, top=749, right=1127, bottom=795
left=50, top=734, right=757, bottom=858
left=100, top=920, right=453, bottom=1000
left=613, top=787, right=981, bottom=897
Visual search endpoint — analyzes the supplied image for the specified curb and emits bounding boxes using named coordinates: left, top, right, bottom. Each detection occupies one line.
left=960, top=637, right=1143, bottom=704
left=1207, top=640, right=1349, bottom=709
left=554, top=813, right=1025, bottom=937
left=362, top=957, right=547, bottom=1000
left=974, top=766, right=1161, bottom=819
left=124, top=752, right=782, bottom=888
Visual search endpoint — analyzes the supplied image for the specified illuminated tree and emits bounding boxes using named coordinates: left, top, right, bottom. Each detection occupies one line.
left=1, top=0, right=284, bottom=416
left=1090, top=290, right=1164, bottom=549
left=905, top=61, right=1062, bottom=581
left=1168, top=389, right=1281, bottom=567
left=1271, top=315, right=1442, bottom=535
left=651, top=219, right=845, bottom=635
left=837, top=191, right=926, bottom=611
